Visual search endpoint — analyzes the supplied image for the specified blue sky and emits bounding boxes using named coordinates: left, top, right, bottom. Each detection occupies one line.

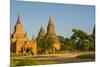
left=10, top=0, right=95, bottom=39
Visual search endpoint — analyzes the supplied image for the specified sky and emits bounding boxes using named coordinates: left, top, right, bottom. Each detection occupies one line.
left=10, top=0, right=95, bottom=39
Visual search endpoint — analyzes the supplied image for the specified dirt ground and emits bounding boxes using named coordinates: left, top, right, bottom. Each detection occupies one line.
left=11, top=51, right=95, bottom=64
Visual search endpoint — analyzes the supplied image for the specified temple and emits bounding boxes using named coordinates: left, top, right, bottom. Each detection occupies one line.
left=11, top=15, right=37, bottom=55
left=11, top=15, right=61, bottom=55
left=45, top=16, right=61, bottom=51
left=37, top=25, right=46, bottom=40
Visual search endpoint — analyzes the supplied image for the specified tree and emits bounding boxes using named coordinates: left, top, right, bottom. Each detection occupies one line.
left=57, top=36, right=75, bottom=51
left=86, top=34, right=95, bottom=51
left=57, top=36, right=65, bottom=45
left=66, top=38, right=76, bottom=51
left=71, top=29, right=95, bottom=51
left=37, top=37, right=54, bottom=54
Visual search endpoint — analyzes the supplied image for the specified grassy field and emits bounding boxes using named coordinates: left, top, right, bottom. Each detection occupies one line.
left=10, top=51, right=95, bottom=67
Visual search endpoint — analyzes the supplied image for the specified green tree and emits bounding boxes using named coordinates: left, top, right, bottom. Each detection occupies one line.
left=57, top=36, right=75, bottom=51
left=71, top=29, right=95, bottom=51
left=66, top=38, right=75, bottom=51
left=86, top=34, right=95, bottom=51
left=57, top=36, right=66, bottom=51
left=37, top=37, right=54, bottom=54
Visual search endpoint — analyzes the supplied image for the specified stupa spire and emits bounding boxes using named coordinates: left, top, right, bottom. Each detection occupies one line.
left=17, top=15, right=21, bottom=24
left=37, top=25, right=46, bottom=39
left=40, top=25, right=46, bottom=35
left=47, top=16, right=55, bottom=33
left=49, top=16, right=53, bottom=24
left=14, top=15, right=23, bottom=33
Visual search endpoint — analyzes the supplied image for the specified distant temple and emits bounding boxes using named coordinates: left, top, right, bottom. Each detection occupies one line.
left=11, top=15, right=37, bottom=55
left=11, top=15, right=61, bottom=55
left=37, top=16, right=61, bottom=53
left=45, top=16, right=61, bottom=51
left=37, top=25, right=46, bottom=40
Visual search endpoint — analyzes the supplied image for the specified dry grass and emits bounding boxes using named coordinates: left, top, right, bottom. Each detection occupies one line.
left=10, top=51, right=95, bottom=67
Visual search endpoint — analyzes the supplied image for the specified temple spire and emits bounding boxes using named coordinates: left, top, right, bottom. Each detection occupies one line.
left=47, top=16, right=55, bottom=33
left=14, top=15, right=23, bottom=33
left=46, top=16, right=57, bottom=39
left=37, top=25, right=46, bottom=39
left=49, top=16, right=53, bottom=25
left=17, top=15, right=21, bottom=24
left=40, top=25, right=46, bottom=35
